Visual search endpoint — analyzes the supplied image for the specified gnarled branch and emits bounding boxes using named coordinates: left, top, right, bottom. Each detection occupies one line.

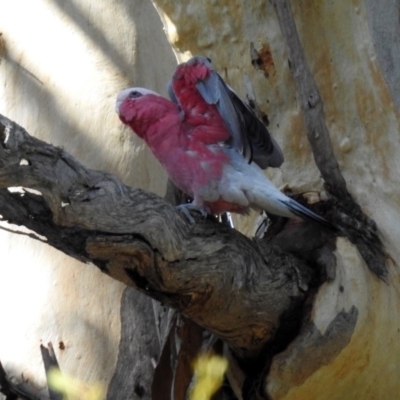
left=0, top=114, right=315, bottom=358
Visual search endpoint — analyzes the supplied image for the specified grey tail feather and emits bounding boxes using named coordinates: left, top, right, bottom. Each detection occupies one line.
left=280, top=199, right=338, bottom=232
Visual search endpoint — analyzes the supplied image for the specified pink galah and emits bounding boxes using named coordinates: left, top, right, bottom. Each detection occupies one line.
left=116, top=87, right=334, bottom=229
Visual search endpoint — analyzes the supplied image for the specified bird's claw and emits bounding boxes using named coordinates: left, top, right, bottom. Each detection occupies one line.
left=176, top=204, right=208, bottom=224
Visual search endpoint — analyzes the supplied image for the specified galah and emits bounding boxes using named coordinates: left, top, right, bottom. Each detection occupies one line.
left=115, top=87, right=333, bottom=229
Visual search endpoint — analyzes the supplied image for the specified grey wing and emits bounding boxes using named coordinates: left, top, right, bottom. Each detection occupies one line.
left=194, top=64, right=283, bottom=169
left=169, top=56, right=284, bottom=169
left=215, top=75, right=284, bottom=169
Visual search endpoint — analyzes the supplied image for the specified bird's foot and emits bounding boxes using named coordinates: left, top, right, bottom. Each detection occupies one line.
left=176, top=203, right=208, bottom=224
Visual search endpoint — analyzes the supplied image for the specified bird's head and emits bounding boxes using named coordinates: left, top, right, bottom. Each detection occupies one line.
left=116, top=87, right=160, bottom=122
left=116, top=87, right=179, bottom=137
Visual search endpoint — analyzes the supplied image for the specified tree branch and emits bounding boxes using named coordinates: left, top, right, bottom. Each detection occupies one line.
left=270, top=0, right=388, bottom=280
left=0, top=114, right=314, bottom=357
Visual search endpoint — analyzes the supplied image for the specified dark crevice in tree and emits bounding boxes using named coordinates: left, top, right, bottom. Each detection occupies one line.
left=265, top=306, right=359, bottom=399
left=269, top=0, right=388, bottom=281
left=240, top=265, right=323, bottom=399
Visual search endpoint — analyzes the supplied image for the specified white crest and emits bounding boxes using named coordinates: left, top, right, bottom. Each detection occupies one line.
left=115, top=87, right=161, bottom=114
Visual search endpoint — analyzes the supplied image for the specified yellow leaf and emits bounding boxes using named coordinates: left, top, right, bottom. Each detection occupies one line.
left=47, top=368, right=105, bottom=400
left=190, top=354, right=228, bottom=400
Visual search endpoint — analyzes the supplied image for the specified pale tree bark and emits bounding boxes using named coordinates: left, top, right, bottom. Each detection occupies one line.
left=0, top=0, right=393, bottom=399
left=270, top=0, right=387, bottom=281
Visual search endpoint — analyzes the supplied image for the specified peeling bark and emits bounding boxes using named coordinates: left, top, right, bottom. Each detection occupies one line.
left=0, top=114, right=316, bottom=358
left=270, top=0, right=387, bottom=281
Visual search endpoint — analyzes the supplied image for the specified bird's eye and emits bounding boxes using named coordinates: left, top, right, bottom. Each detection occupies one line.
left=129, top=90, right=142, bottom=98
left=206, top=57, right=212, bottom=63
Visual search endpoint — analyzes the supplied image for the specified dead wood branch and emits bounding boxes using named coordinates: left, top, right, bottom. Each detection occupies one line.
left=0, top=114, right=314, bottom=357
